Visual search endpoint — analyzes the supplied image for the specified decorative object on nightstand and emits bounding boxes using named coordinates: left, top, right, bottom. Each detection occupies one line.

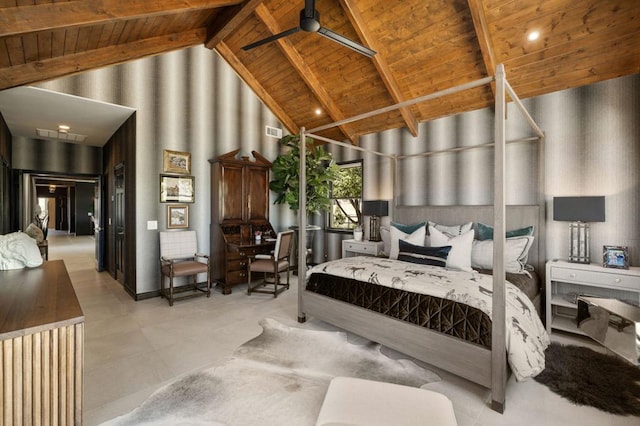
left=545, top=259, right=640, bottom=337
left=553, top=196, right=605, bottom=263
left=576, top=296, right=640, bottom=364
left=362, top=200, right=388, bottom=242
left=603, top=245, right=629, bottom=269
left=342, top=239, right=385, bottom=258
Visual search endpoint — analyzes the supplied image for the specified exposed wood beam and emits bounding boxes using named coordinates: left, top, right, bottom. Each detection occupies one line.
left=0, top=28, right=204, bottom=90
left=0, top=0, right=241, bottom=37
left=204, top=0, right=263, bottom=49
left=215, top=41, right=298, bottom=135
left=467, top=0, right=498, bottom=91
left=339, top=0, right=418, bottom=137
left=254, top=4, right=358, bottom=145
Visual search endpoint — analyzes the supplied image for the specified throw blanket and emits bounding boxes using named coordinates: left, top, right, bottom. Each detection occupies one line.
left=0, top=232, right=43, bottom=270
left=308, top=256, right=550, bottom=381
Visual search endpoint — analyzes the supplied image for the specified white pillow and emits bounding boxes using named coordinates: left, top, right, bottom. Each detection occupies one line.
left=428, top=226, right=474, bottom=271
left=389, top=225, right=426, bottom=260
left=0, top=232, right=44, bottom=270
left=429, top=221, right=473, bottom=236
left=426, top=221, right=473, bottom=245
left=471, top=236, right=534, bottom=274
left=380, top=225, right=390, bottom=257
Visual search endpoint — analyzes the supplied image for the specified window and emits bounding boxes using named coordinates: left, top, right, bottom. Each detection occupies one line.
left=328, top=160, right=362, bottom=230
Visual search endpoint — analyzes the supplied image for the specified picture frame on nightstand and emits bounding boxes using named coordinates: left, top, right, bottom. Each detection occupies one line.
left=603, top=245, right=629, bottom=269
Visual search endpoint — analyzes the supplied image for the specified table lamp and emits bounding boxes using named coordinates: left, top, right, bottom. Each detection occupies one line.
left=553, top=196, right=605, bottom=263
left=362, top=200, right=388, bottom=242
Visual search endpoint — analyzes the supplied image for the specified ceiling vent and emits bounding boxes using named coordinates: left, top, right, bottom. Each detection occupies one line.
left=265, top=125, right=282, bottom=139
left=37, top=128, right=88, bottom=142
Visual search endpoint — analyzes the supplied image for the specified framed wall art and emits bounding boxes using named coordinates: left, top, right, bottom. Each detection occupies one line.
left=167, top=204, right=189, bottom=229
left=160, top=174, right=195, bottom=203
left=603, top=245, right=629, bottom=269
left=163, top=149, right=191, bottom=174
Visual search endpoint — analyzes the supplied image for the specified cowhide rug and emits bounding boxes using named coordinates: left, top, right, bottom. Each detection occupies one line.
left=534, top=342, right=640, bottom=416
left=103, top=318, right=440, bottom=425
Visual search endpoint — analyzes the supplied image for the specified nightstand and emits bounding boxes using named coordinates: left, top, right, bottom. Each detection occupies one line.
left=342, top=239, right=385, bottom=258
left=545, top=259, right=640, bottom=335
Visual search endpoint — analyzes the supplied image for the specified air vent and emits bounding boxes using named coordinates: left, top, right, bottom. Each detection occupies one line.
left=265, top=125, right=282, bottom=139
left=37, top=128, right=88, bottom=142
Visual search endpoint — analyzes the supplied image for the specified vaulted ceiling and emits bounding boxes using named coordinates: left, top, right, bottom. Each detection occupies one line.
left=1, top=0, right=638, bottom=144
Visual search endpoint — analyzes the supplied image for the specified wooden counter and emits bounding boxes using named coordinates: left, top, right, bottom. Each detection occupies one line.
left=0, top=260, right=84, bottom=425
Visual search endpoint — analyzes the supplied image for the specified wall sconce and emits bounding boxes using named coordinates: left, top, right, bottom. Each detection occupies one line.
left=553, top=196, right=605, bottom=263
left=49, top=185, right=56, bottom=193
left=362, top=200, right=389, bottom=242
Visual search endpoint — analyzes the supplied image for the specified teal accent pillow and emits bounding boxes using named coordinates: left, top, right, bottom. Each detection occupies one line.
left=477, top=223, right=534, bottom=240
left=391, top=221, right=427, bottom=234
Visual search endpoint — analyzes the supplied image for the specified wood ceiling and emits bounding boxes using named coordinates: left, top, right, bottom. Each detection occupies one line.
left=1, top=0, right=638, bottom=144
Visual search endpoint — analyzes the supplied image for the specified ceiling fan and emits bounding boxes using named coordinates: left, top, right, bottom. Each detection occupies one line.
left=241, top=0, right=376, bottom=57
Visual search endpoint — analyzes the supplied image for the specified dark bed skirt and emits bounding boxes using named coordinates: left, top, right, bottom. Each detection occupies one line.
left=307, top=273, right=493, bottom=348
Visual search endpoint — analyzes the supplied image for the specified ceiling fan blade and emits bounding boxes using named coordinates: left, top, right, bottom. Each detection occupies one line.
left=318, top=27, right=376, bottom=57
left=242, top=27, right=301, bottom=51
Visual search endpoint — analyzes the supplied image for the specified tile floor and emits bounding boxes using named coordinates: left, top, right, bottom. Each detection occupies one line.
left=47, top=232, right=638, bottom=426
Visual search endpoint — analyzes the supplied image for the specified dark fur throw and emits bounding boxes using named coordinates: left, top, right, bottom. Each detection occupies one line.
left=534, top=342, right=640, bottom=416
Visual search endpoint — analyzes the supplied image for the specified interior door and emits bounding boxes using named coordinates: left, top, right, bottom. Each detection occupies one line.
left=94, top=176, right=105, bottom=271
left=114, top=164, right=125, bottom=284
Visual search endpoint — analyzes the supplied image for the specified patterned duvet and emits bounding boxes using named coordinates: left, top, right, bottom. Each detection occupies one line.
left=306, top=256, right=550, bottom=381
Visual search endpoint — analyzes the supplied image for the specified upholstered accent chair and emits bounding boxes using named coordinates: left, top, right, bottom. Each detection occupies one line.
left=159, top=230, right=211, bottom=306
left=247, top=230, right=294, bottom=297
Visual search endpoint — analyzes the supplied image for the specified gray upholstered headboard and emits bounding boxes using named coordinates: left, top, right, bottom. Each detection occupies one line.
left=393, top=205, right=544, bottom=274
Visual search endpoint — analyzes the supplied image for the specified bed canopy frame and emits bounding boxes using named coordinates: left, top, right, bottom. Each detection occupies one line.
left=295, top=64, right=545, bottom=412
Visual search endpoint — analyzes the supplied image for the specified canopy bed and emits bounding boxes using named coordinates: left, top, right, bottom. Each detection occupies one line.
left=296, top=65, right=547, bottom=412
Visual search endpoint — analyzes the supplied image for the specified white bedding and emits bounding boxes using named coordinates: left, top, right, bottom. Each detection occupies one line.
left=0, top=232, right=44, bottom=270
left=307, top=256, right=550, bottom=381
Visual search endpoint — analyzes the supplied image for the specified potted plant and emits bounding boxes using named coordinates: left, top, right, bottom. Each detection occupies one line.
left=269, top=134, right=339, bottom=216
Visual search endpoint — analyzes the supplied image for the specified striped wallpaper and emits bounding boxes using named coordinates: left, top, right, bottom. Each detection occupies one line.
left=28, top=45, right=639, bottom=293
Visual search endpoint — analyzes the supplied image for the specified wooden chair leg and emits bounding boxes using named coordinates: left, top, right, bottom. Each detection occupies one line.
left=206, top=270, right=211, bottom=298
left=160, top=270, right=165, bottom=301
left=285, top=267, right=290, bottom=289
left=273, top=269, right=279, bottom=297
left=247, top=268, right=252, bottom=295
left=169, top=275, right=174, bottom=306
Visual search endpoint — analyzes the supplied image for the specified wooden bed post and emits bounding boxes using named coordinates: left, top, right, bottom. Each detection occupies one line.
left=491, top=64, right=507, bottom=413
left=298, top=127, right=307, bottom=323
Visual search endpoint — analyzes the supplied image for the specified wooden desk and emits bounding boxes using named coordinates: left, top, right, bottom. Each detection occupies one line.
left=0, top=260, right=84, bottom=425
left=220, top=237, right=275, bottom=294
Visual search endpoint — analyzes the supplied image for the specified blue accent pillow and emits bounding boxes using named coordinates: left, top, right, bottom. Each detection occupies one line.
left=397, top=239, right=451, bottom=267
left=391, top=221, right=427, bottom=234
left=477, top=223, right=534, bottom=240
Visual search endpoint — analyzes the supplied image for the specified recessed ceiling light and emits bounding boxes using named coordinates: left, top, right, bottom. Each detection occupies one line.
left=58, top=124, right=70, bottom=133
left=527, top=30, right=540, bottom=42
left=315, top=108, right=322, bottom=115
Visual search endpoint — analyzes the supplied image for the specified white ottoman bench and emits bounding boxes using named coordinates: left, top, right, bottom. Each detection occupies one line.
left=316, top=377, right=458, bottom=426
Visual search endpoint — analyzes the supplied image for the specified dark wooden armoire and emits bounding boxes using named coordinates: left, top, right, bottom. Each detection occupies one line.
left=209, top=150, right=275, bottom=294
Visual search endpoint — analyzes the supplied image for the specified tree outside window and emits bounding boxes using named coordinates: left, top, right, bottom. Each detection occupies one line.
left=328, top=161, right=362, bottom=230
